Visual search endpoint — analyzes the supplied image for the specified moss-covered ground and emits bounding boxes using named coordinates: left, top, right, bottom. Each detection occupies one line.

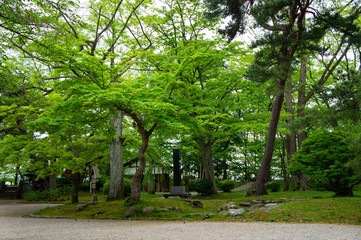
left=33, top=190, right=361, bottom=225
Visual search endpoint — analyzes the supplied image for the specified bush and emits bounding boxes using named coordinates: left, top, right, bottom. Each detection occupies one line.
left=79, top=182, right=90, bottom=192
left=217, top=180, right=235, bottom=192
left=188, top=180, right=198, bottom=192
left=23, top=186, right=72, bottom=201
left=266, top=181, right=281, bottom=192
left=103, top=178, right=131, bottom=197
left=289, top=131, right=359, bottom=196
left=195, top=179, right=213, bottom=196
left=23, top=190, right=40, bottom=201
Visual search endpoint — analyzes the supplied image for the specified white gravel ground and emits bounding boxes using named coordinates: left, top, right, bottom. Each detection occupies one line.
left=0, top=200, right=360, bottom=240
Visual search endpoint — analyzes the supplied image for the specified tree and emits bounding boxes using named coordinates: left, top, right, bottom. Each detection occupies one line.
left=205, top=0, right=361, bottom=196
left=206, top=0, right=312, bottom=195
left=289, top=131, right=360, bottom=196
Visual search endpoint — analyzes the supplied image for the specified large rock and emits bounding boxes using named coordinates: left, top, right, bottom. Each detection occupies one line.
left=143, top=206, right=155, bottom=213
left=74, top=204, right=88, bottom=212
left=249, top=203, right=264, bottom=211
left=218, top=203, right=238, bottom=212
left=124, top=207, right=138, bottom=217
left=167, top=206, right=182, bottom=212
left=239, top=202, right=251, bottom=207
left=218, top=204, right=230, bottom=212
left=185, top=199, right=203, bottom=208
left=264, top=203, right=278, bottom=209
left=229, top=208, right=244, bottom=217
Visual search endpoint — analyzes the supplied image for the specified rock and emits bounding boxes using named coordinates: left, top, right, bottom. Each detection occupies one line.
left=143, top=206, right=155, bottom=213
left=230, top=205, right=238, bottom=209
left=249, top=203, right=264, bottom=211
left=124, top=207, right=138, bottom=217
left=185, top=199, right=203, bottom=208
left=74, top=204, right=88, bottom=212
left=219, top=204, right=231, bottom=211
left=220, top=211, right=229, bottom=215
left=280, top=198, right=289, bottom=202
left=167, top=206, right=182, bottom=212
left=250, top=200, right=265, bottom=205
left=313, top=196, right=323, bottom=199
left=239, top=202, right=251, bottom=207
left=265, top=203, right=278, bottom=209
left=158, top=208, right=169, bottom=212
left=229, top=208, right=244, bottom=216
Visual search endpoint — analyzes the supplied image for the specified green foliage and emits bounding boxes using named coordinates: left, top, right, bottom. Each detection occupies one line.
left=266, top=181, right=281, bottom=192
left=289, top=131, right=359, bottom=196
left=195, top=179, right=214, bottom=196
left=217, top=180, right=235, bottom=192
left=103, top=178, right=131, bottom=197
left=23, top=186, right=71, bottom=201
left=188, top=180, right=198, bottom=192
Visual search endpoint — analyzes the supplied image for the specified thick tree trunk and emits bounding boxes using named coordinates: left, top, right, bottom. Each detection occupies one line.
left=198, top=137, right=218, bottom=194
left=252, top=80, right=286, bottom=196
left=297, top=55, right=308, bottom=149
left=284, top=74, right=297, bottom=191
left=296, top=55, right=311, bottom=190
left=108, top=111, right=125, bottom=200
left=129, top=134, right=149, bottom=205
left=71, top=172, right=81, bottom=203
left=49, top=174, right=57, bottom=190
left=127, top=112, right=157, bottom=205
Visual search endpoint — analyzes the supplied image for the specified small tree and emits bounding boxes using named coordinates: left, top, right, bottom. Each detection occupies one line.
left=289, top=132, right=360, bottom=196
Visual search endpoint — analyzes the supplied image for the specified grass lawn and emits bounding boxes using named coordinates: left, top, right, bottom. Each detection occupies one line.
left=33, top=190, right=361, bottom=225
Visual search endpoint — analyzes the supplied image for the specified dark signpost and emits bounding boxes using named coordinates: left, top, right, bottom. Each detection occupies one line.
left=173, top=148, right=181, bottom=186
left=164, top=148, right=191, bottom=198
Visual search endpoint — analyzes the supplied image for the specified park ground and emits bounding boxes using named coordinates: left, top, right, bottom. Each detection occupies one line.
left=1, top=199, right=361, bottom=240
left=28, top=189, right=361, bottom=225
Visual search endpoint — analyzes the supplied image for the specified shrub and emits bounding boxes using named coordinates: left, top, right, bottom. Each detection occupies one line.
left=289, top=131, right=359, bottom=196
left=217, top=180, right=235, bottom=192
left=103, top=178, right=131, bottom=197
left=23, top=187, right=72, bottom=201
left=188, top=180, right=198, bottom=192
left=102, top=181, right=110, bottom=195
left=79, top=182, right=90, bottom=192
left=195, top=179, right=213, bottom=196
left=266, top=181, right=281, bottom=192
left=23, top=190, right=40, bottom=201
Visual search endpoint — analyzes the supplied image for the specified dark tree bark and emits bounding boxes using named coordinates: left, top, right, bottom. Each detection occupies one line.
left=49, top=174, right=57, bottom=190
left=127, top=112, right=157, bottom=205
left=252, top=88, right=285, bottom=196
left=71, top=172, right=81, bottom=203
left=198, top=137, right=218, bottom=194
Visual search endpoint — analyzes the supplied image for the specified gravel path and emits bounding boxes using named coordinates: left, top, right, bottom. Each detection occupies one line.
left=0, top=200, right=360, bottom=240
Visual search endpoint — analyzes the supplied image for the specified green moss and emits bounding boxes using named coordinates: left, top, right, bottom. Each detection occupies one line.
left=34, top=190, right=361, bottom=225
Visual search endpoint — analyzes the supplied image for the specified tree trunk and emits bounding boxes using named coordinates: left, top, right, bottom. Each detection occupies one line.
left=297, top=55, right=308, bottom=148
left=129, top=134, right=149, bottom=204
left=296, top=55, right=311, bottom=190
left=71, top=172, right=81, bottom=203
left=108, top=111, right=125, bottom=200
left=127, top=113, right=157, bottom=205
left=281, top=137, right=289, bottom=191
left=284, top=74, right=297, bottom=191
left=222, top=159, right=228, bottom=180
left=252, top=80, right=286, bottom=196
left=49, top=174, right=57, bottom=190
left=198, top=137, right=218, bottom=194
